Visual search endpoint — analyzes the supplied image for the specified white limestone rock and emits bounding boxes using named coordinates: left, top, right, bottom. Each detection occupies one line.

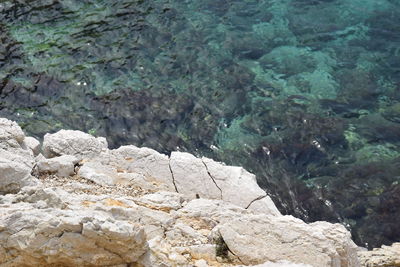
left=309, top=221, right=361, bottom=267
left=358, top=242, right=400, bottom=267
left=202, top=157, right=280, bottom=215
left=169, top=151, right=222, bottom=199
left=179, top=199, right=360, bottom=267
left=169, top=152, right=280, bottom=215
left=111, top=145, right=175, bottom=190
left=0, top=208, right=147, bottom=266
left=178, top=198, right=254, bottom=222
left=0, top=187, right=67, bottom=209
left=216, top=215, right=359, bottom=267
left=189, top=244, right=217, bottom=263
left=77, top=157, right=167, bottom=191
left=0, top=189, right=168, bottom=266
left=37, top=155, right=79, bottom=177
left=237, top=262, right=312, bottom=267
left=79, top=146, right=280, bottom=215
left=42, top=129, right=108, bottom=160
left=78, top=160, right=118, bottom=186
left=0, top=153, right=38, bottom=194
left=22, top=136, right=41, bottom=156
left=0, top=118, right=34, bottom=162
left=0, top=119, right=39, bottom=194
left=0, top=118, right=25, bottom=144
left=136, top=191, right=186, bottom=212
left=194, top=259, right=209, bottom=267
left=0, top=118, right=366, bottom=267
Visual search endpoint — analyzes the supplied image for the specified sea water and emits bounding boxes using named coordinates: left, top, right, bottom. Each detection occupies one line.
left=1, top=0, right=400, bottom=248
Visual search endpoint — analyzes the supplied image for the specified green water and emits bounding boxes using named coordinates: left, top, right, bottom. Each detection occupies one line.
left=1, top=0, right=400, bottom=248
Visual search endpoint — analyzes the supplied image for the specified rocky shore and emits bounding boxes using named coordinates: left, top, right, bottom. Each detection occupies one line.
left=0, top=117, right=398, bottom=267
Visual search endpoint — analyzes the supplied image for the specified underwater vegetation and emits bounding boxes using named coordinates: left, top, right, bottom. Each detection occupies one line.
left=1, top=0, right=400, bottom=248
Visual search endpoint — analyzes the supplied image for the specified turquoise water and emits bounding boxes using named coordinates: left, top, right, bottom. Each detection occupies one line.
left=1, top=0, right=400, bottom=248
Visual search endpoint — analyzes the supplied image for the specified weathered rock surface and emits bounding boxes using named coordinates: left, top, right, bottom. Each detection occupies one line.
left=358, top=242, right=400, bottom=267
left=0, top=119, right=386, bottom=267
left=216, top=215, right=358, bottom=266
left=237, top=262, right=311, bottom=267
left=0, top=118, right=25, bottom=144
left=169, top=152, right=280, bottom=214
left=42, top=129, right=107, bottom=159
left=0, top=119, right=39, bottom=194
left=36, top=154, right=79, bottom=177
left=0, top=155, right=37, bottom=194
left=22, top=136, right=41, bottom=156
left=0, top=199, right=147, bottom=266
left=170, top=152, right=222, bottom=199
left=201, top=157, right=280, bottom=215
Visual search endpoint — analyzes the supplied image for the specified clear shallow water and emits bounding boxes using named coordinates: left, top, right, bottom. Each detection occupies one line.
left=1, top=0, right=400, bottom=248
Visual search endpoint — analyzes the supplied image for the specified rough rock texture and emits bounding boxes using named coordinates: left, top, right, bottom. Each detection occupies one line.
left=0, top=196, right=147, bottom=266
left=170, top=152, right=222, bottom=199
left=0, top=119, right=378, bottom=266
left=170, top=152, right=280, bottom=215
left=178, top=199, right=360, bottom=267
left=201, top=157, right=280, bottom=215
left=42, top=129, right=107, bottom=159
left=0, top=118, right=25, bottom=144
left=76, top=145, right=175, bottom=191
left=0, top=119, right=39, bottom=194
left=216, top=215, right=358, bottom=266
left=237, top=262, right=311, bottom=267
left=358, top=243, right=400, bottom=267
left=36, top=154, right=79, bottom=177
left=22, top=136, right=41, bottom=156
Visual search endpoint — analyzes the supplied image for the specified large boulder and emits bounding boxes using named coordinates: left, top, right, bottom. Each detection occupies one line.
left=77, top=149, right=280, bottom=215
left=178, top=199, right=360, bottom=267
left=42, top=130, right=108, bottom=160
left=0, top=152, right=38, bottom=194
left=0, top=118, right=25, bottom=145
left=202, top=157, right=280, bottom=215
left=170, top=152, right=280, bottom=215
left=217, top=217, right=359, bottom=267
left=0, top=189, right=149, bottom=266
left=0, top=118, right=39, bottom=194
left=0, top=209, right=147, bottom=266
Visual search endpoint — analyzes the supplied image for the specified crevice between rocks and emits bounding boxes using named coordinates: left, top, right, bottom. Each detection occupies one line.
left=168, top=158, right=179, bottom=193
left=217, top=234, right=245, bottom=265
left=31, top=163, right=39, bottom=178
left=227, top=246, right=245, bottom=265
left=245, top=194, right=267, bottom=209
left=201, top=159, right=223, bottom=200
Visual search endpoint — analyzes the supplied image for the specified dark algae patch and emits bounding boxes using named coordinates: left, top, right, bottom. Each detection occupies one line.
left=1, top=0, right=400, bottom=249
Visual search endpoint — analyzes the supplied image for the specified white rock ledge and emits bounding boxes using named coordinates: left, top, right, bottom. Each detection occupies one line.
left=0, top=118, right=378, bottom=267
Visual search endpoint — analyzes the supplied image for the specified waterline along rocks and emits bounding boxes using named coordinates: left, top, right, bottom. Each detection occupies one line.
left=0, top=117, right=393, bottom=266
